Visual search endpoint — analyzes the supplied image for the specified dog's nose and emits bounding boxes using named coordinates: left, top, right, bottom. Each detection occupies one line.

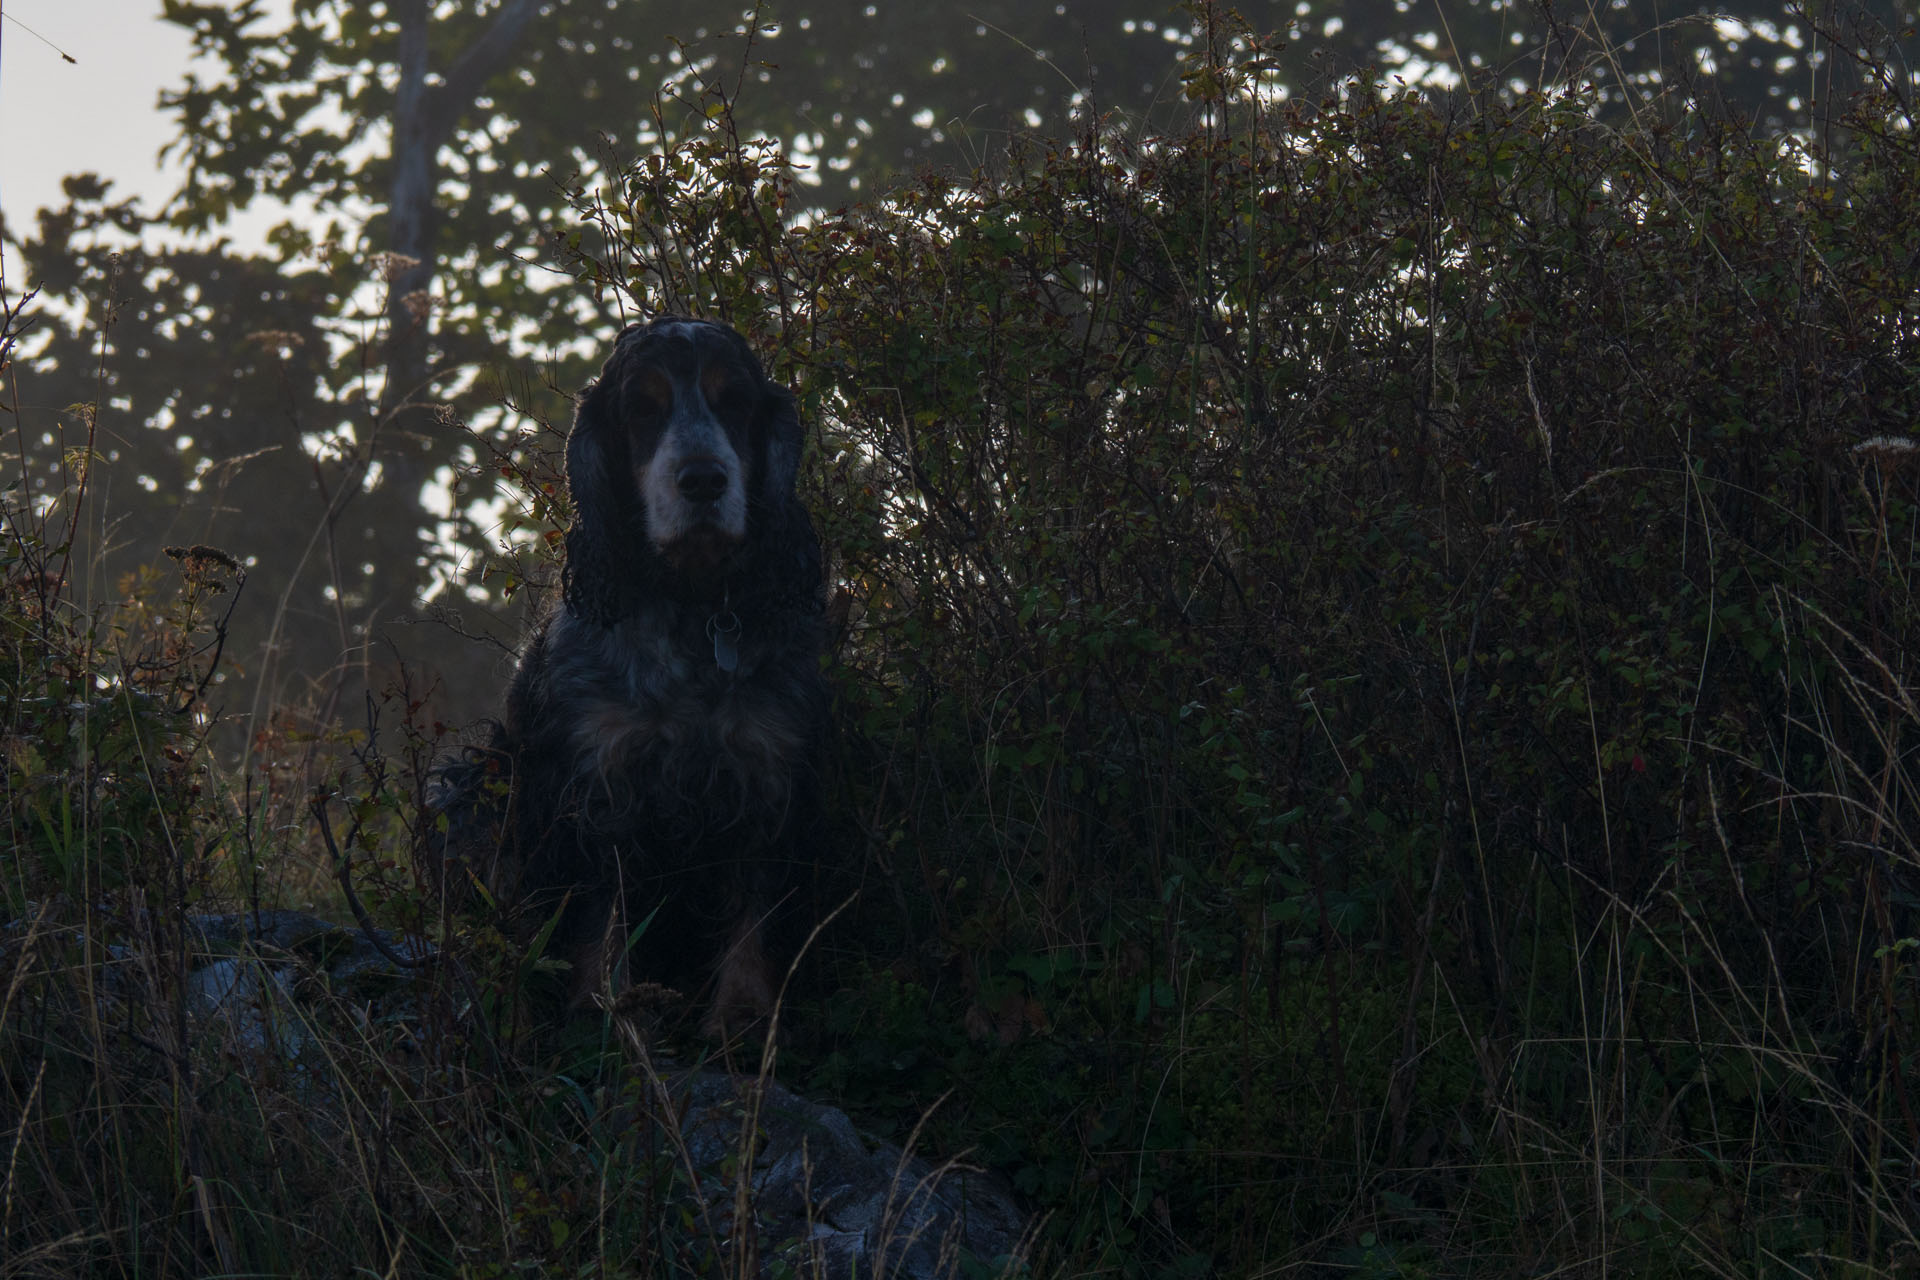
left=676, top=459, right=729, bottom=504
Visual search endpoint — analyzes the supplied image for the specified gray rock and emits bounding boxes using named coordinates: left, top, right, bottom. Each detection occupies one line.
left=188, top=909, right=430, bottom=975
left=187, top=908, right=349, bottom=957
left=181, top=909, right=431, bottom=1058
left=184, top=954, right=304, bottom=1058
left=170, top=912, right=1035, bottom=1278
left=673, top=1071, right=1033, bottom=1278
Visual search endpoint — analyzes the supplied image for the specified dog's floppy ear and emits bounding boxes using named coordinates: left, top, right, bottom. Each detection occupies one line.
left=749, top=379, right=825, bottom=614
left=562, top=375, right=629, bottom=626
left=757, top=382, right=804, bottom=508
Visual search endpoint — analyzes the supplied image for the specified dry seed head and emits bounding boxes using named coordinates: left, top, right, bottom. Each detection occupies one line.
left=1853, top=435, right=1917, bottom=467
left=373, top=251, right=422, bottom=281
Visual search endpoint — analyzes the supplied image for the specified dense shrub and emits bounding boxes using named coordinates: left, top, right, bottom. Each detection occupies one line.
left=554, top=51, right=1920, bottom=1276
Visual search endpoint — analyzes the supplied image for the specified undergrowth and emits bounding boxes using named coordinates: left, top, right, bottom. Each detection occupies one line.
left=5, top=15, right=1920, bottom=1279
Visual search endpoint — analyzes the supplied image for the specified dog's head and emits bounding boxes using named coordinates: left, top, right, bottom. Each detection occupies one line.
left=563, top=317, right=806, bottom=622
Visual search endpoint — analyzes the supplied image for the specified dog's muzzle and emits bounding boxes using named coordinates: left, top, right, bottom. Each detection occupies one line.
left=676, top=458, right=730, bottom=506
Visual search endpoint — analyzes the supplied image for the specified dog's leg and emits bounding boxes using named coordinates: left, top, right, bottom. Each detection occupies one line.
left=568, top=891, right=628, bottom=1011
left=701, top=909, right=776, bottom=1042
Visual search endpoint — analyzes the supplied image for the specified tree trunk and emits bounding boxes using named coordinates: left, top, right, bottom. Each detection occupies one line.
left=383, top=0, right=440, bottom=433
left=368, top=0, right=544, bottom=591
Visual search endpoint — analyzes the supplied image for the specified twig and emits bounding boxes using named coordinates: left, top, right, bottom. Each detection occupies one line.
left=309, top=791, right=437, bottom=969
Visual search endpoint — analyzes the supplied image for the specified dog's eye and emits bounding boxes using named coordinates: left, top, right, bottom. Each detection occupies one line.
left=631, top=369, right=672, bottom=419
left=702, top=368, right=752, bottom=415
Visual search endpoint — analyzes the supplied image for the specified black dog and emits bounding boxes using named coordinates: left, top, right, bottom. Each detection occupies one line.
left=431, top=317, right=827, bottom=1038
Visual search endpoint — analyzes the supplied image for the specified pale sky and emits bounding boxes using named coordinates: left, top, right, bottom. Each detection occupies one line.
left=1, top=0, right=210, bottom=282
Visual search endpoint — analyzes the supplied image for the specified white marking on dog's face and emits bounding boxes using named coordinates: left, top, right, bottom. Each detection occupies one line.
left=623, top=330, right=753, bottom=569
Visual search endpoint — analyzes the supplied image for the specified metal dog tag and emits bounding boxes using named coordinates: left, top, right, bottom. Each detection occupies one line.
left=708, top=611, right=741, bottom=673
